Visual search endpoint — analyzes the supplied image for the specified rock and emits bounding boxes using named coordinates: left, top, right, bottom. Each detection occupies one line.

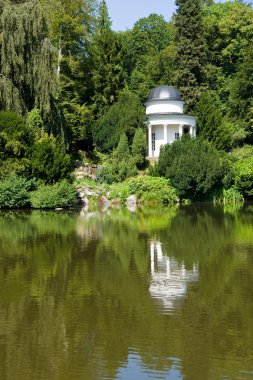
left=126, top=195, right=137, bottom=205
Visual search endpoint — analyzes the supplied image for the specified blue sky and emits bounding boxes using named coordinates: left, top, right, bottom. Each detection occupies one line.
left=106, top=0, right=225, bottom=31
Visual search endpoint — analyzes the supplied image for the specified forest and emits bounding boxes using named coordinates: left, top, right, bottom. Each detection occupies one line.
left=0, top=0, right=253, bottom=207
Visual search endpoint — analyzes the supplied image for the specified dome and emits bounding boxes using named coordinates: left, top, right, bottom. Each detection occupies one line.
left=148, top=85, right=182, bottom=102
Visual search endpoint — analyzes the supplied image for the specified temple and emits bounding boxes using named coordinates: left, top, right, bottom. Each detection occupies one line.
left=145, top=85, right=197, bottom=158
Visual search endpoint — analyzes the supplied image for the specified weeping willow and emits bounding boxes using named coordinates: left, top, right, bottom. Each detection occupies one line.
left=0, top=0, right=63, bottom=134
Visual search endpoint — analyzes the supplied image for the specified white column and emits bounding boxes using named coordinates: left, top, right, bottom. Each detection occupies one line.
left=179, top=124, right=183, bottom=138
left=148, top=124, right=152, bottom=157
left=163, top=124, right=167, bottom=145
left=190, top=125, right=193, bottom=137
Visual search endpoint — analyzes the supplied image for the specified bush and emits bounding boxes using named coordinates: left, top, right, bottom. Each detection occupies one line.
left=92, top=92, right=145, bottom=153
left=127, top=176, right=178, bottom=204
left=231, top=145, right=253, bottom=198
left=30, top=132, right=72, bottom=184
left=131, top=128, right=147, bottom=169
left=213, top=187, right=244, bottom=205
left=158, top=136, right=228, bottom=201
left=97, top=134, right=138, bottom=183
left=30, top=181, right=78, bottom=209
left=0, top=174, right=31, bottom=208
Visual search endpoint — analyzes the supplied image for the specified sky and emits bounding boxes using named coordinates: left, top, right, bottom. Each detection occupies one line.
left=106, top=0, right=226, bottom=31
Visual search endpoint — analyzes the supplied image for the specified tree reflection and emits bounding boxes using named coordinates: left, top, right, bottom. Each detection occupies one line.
left=0, top=205, right=252, bottom=379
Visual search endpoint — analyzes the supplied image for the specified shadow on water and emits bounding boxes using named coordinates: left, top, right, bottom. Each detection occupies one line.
left=0, top=204, right=252, bottom=379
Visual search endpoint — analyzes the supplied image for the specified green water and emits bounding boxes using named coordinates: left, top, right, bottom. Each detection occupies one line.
left=0, top=205, right=252, bottom=380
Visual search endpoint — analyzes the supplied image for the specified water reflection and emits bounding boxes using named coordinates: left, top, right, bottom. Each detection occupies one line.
left=149, top=241, right=198, bottom=313
left=0, top=205, right=252, bottom=380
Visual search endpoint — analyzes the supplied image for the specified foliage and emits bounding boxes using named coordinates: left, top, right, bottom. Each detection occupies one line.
left=0, top=111, right=34, bottom=177
left=30, top=132, right=72, bottom=184
left=40, top=0, right=97, bottom=149
left=127, top=175, right=178, bottom=204
left=0, top=174, right=32, bottom=208
left=97, top=133, right=137, bottom=183
left=204, top=2, right=253, bottom=79
left=131, top=128, right=147, bottom=169
left=213, top=187, right=244, bottom=205
left=195, top=91, right=246, bottom=150
left=228, top=45, right=253, bottom=139
left=124, top=14, right=175, bottom=101
left=92, top=91, right=145, bottom=152
left=231, top=155, right=253, bottom=198
left=30, top=180, right=77, bottom=209
left=203, top=1, right=253, bottom=112
left=91, top=0, right=125, bottom=112
left=174, top=0, right=206, bottom=111
left=158, top=136, right=227, bottom=201
left=0, top=0, right=61, bottom=133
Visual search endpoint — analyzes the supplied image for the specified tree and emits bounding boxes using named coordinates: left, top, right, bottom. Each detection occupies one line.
left=97, top=133, right=137, bottom=184
left=92, top=91, right=145, bottom=153
left=0, top=111, right=35, bottom=177
left=203, top=1, right=253, bottom=102
left=30, top=132, right=72, bottom=183
left=91, top=0, right=125, bottom=112
left=195, top=91, right=246, bottom=150
left=228, top=45, right=253, bottom=140
left=0, top=1, right=61, bottom=134
left=158, top=137, right=227, bottom=201
left=174, top=0, right=206, bottom=111
left=40, top=0, right=97, bottom=149
left=124, top=14, right=175, bottom=101
left=131, top=128, right=147, bottom=169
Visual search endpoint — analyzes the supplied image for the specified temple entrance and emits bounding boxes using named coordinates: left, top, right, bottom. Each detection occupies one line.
left=183, top=126, right=189, bottom=134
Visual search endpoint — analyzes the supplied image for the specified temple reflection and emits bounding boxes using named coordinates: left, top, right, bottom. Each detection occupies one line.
left=149, top=241, right=199, bottom=312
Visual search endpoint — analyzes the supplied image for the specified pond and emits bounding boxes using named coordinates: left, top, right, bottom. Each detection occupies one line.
left=0, top=204, right=252, bottom=380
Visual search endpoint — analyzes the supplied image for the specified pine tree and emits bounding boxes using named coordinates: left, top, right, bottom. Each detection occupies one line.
left=91, top=0, right=125, bottom=113
left=229, top=45, right=253, bottom=138
left=0, top=0, right=62, bottom=134
left=174, top=0, right=206, bottom=111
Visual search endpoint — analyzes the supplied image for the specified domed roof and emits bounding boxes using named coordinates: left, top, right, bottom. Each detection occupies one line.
left=148, top=85, right=182, bottom=102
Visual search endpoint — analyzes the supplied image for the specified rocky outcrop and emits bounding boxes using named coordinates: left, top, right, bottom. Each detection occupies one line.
left=75, top=163, right=98, bottom=180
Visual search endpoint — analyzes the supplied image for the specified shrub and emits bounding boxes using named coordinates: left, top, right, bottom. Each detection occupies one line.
left=127, top=176, right=178, bottom=204
left=131, top=128, right=147, bottom=169
left=108, top=183, right=130, bottom=203
left=0, top=174, right=31, bottom=208
left=30, top=132, right=72, bottom=184
left=30, top=181, right=78, bottom=209
left=228, top=145, right=253, bottom=199
left=158, top=136, right=228, bottom=201
left=97, top=134, right=138, bottom=184
left=213, top=187, right=244, bottom=205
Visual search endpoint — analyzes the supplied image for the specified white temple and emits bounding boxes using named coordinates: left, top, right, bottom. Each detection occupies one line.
left=145, top=85, right=197, bottom=158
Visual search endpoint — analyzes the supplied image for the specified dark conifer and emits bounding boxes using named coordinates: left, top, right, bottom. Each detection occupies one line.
left=174, top=0, right=206, bottom=111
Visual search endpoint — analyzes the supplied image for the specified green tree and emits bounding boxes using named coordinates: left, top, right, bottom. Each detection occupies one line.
left=0, top=111, right=34, bottom=177
left=131, top=128, right=147, bottom=169
left=174, top=0, right=206, bottom=111
left=0, top=0, right=61, bottom=133
left=203, top=1, right=253, bottom=102
left=228, top=45, right=253, bottom=140
left=124, top=14, right=175, bottom=101
left=91, top=0, right=125, bottom=112
left=92, top=91, right=145, bottom=153
left=195, top=91, right=246, bottom=150
left=230, top=146, right=253, bottom=199
left=97, top=133, right=137, bottom=183
left=40, top=0, right=97, bottom=149
left=30, top=132, right=72, bottom=183
left=158, top=136, right=227, bottom=201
